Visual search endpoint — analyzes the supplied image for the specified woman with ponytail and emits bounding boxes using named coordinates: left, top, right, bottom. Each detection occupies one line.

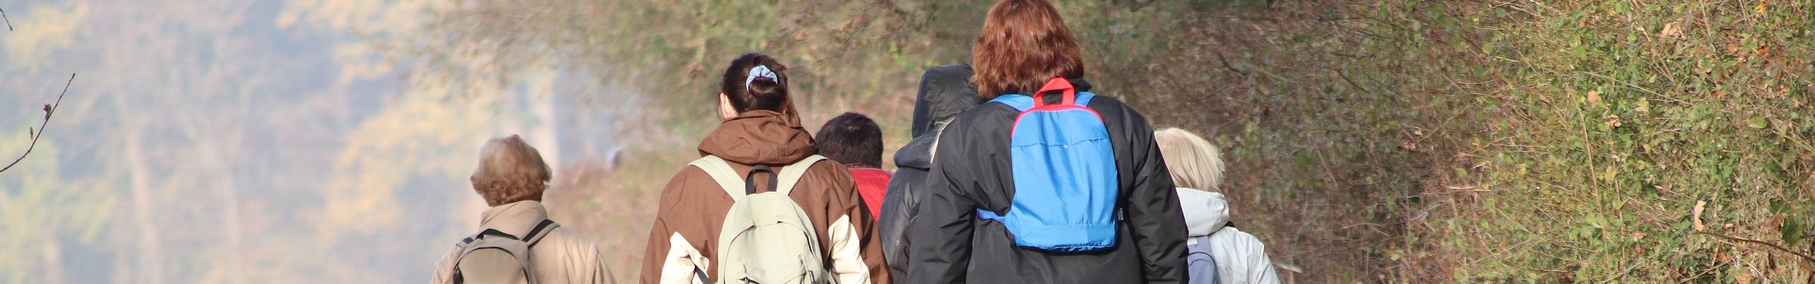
left=638, top=53, right=889, bottom=284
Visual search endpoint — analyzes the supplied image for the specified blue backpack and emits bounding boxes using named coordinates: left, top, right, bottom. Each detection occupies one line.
left=1186, top=236, right=1223, bottom=284
left=976, top=77, right=1120, bottom=252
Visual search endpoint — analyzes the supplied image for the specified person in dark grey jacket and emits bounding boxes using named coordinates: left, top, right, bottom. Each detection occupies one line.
left=901, top=0, right=1190, bottom=283
left=878, top=63, right=980, bottom=278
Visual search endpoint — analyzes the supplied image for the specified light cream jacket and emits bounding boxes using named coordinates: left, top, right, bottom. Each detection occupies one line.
left=432, top=201, right=616, bottom=284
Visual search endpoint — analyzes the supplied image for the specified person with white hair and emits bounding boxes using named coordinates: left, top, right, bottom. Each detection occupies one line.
left=1154, top=128, right=1280, bottom=284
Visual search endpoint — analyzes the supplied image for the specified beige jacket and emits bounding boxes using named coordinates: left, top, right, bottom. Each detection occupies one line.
left=432, top=201, right=617, bottom=284
left=637, top=110, right=888, bottom=284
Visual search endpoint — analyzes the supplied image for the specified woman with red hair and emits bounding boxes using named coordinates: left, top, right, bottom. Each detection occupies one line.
left=902, top=0, right=1190, bottom=283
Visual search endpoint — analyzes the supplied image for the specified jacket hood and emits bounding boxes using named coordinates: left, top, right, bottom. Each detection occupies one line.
left=892, top=129, right=938, bottom=170
left=1176, top=188, right=1230, bottom=237
left=698, top=110, right=816, bottom=165
left=910, top=64, right=981, bottom=137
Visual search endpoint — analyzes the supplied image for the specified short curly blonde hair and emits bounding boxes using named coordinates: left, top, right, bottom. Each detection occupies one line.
left=470, top=135, right=551, bottom=206
left=1154, top=128, right=1225, bottom=192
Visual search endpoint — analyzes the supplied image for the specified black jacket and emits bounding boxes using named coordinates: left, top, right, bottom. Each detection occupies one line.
left=880, top=128, right=935, bottom=278
left=881, top=64, right=979, bottom=278
left=902, top=78, right=1189, bottom=284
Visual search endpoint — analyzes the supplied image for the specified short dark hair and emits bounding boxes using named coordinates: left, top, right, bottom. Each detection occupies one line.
left=815, top=112, right=884, bottom=168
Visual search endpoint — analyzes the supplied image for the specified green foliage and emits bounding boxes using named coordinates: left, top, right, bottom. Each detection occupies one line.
left=1444, top=0, right=1815, bottom=282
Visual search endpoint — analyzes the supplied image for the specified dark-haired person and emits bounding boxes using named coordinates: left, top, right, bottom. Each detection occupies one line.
left=902, top=0, right=1190, bottom=283
left=878, top=63, right=980, bottom=278
left=432, top=135, right=616, bottom=284
left=638, top=53, right=889, bottom=284
left=815, top=112, right=890, bottom=221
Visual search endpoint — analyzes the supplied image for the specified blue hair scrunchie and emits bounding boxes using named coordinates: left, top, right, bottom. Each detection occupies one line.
left=744, top=65, right=777, bottom=90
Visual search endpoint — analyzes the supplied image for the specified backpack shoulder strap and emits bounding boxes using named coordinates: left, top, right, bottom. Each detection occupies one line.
left=520, top=219, right=560, bottom=246
left=989, top=94, right=1034, bottom=112
left=773, top=155, right=827, bottom=195
left=1075, top=91, right=1097, bottom=107
left=459, top=229, right=521, bottom=248
left=688, top=155, right=745, bottom=198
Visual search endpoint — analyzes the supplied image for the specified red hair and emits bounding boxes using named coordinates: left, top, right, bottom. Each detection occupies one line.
left=971, top=0, right=1085, bottom=99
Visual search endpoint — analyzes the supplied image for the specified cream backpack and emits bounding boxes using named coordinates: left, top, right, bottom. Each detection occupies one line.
left=687, top=155, right=831, bottom=284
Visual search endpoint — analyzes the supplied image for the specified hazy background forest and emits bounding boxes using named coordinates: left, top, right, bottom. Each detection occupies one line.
left=2, top=0, right=1811, bottom=283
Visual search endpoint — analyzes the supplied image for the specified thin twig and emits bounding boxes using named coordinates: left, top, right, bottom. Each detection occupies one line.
left=0, top=8, right=12, bottom=31
left=1597, top=259, right=1642, bottom=284
left=0, top=73, right=73, bottom=174
left=1694, top=231, right=1815, bottom=264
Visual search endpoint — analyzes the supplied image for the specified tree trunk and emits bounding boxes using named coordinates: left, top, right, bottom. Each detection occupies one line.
left=117, top=95, right=165, bottom=284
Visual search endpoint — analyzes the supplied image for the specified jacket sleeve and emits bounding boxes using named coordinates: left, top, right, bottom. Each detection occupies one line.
left=1117, top=111, right=1190, bottom=284
left=430, top=247, right=459, bottom=284
left=902, top=120, right=979, bottom=284
left=1249, top=251, right=1282, bottom=284
left=819, top=164, right=892, bottom=284
left=1240, top=234, right=1281, bottom=284
left=877, top=169, right=921, bottom=278
left=595, top=245, right=618, bottom=284
left=638, top=170, right=709, bottom=284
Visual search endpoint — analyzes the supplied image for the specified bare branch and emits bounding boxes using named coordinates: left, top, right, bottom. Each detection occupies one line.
left=1, top=7, right=12, bottom=31
left=1694, top=231, right=1815, bottom=264
left=0, top=73, right=74, bottom=174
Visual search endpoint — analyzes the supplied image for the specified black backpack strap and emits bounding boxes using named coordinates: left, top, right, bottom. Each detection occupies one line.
left=744, top=165, right=778, bottom=194
left=461, top=220, right=556, bottom=245
left=463, top=228, right=521, bottom=245
left=521, top=219, right=560, bottom=246
left=693, top=267, right=712, bottom=284
left=478, top=228, right=521, bottom=241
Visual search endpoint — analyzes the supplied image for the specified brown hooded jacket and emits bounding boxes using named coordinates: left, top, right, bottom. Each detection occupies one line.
left=638, top=110, right=889, bottom=284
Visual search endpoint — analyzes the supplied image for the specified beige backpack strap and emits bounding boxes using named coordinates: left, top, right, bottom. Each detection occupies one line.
left=688, top=155, right=745, bottom=198
left=773, top=155, right=827, bottom=195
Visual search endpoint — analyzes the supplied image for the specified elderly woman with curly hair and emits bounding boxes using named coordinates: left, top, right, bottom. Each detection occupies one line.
left=432, top=135, right=616, bottom=284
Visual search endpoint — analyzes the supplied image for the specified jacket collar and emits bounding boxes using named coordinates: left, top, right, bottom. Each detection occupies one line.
left=697, top=110, right=817, bottom=165
left=478, top=200, right=551, bottom=237
left=985, top=78, right=1097, bottom=103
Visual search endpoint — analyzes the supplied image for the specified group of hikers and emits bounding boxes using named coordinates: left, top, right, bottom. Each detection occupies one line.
left=429, top=0, right=1280, bottom=283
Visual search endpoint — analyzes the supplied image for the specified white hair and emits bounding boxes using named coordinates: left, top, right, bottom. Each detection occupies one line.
left=1154, top=128, right=1225, bottom=191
